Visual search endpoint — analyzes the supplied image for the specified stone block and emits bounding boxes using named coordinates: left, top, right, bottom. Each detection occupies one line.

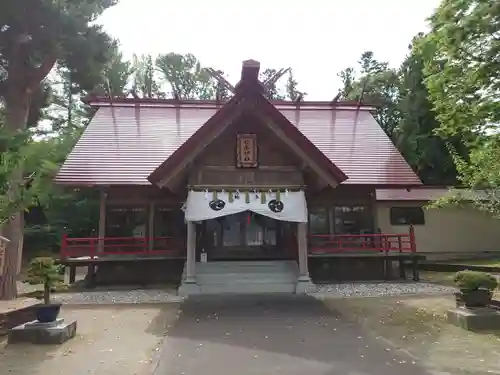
left=8, top=318, right=77, bottom=344
left=447, top=307, right=500, bottom=331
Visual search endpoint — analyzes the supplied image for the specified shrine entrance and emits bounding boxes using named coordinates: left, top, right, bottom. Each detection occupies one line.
left=201, top=212, right=295, bottom=260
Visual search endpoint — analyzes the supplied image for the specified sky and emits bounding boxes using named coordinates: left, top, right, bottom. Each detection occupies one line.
left=97, top=0, right=441, bottom=100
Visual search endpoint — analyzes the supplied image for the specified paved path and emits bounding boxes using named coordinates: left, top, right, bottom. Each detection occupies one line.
left=154, top=295, right=433, bottom=375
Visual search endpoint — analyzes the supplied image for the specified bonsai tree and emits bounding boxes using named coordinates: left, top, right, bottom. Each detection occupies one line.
left=453, top=270, right=498, bottom=308
left=25, top=257, right=64, bottom=305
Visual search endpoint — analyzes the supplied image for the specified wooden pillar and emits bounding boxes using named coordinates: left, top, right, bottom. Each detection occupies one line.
left=185, top=221, right=196, bottom=282
left=296, top=222, right=314, bottom=293
left=148, top=202, right=155, bottom=251
left=297, top=222, right=309, bottom=277
left=98, top=189, right=107, bottom=252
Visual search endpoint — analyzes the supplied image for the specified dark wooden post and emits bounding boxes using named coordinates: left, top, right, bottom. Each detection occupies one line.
left=98, top=189, right=107, bottom=253
left=409, top=225, right=419, bottom=281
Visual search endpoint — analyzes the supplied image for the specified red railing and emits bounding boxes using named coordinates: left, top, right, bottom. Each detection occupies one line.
left=309, top=227, right=416, bottom=254
left=60, top=234, right=185, bottom=259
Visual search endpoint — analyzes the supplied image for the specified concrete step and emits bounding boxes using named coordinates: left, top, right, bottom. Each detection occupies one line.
left=196, top=274, right=297, bottom=285
left=199, top=282, right=296, bottom=294
left=195, top=260, right=297, bottom=272
left=181, top=260, right=299, bottom=294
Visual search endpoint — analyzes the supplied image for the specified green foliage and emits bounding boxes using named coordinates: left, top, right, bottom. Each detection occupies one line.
left=156, top=53, right=218, bottom=100
left=0, top=0, right=118, bottom=100
left=423, top=0, right=500, bottom=216
left=453, top=270, right=498, bottom=291
left=397, top=34, right=466, bottom=185
left=285, top=69, right=307, bottom=101
left=337, top=47, right=467, bottom=185
left=424, top=0, right=500, bottom=138
left=131, top=54, right=163, bottom=99
left=25, top=257, right=64, bottom=303
left=338, top=51, right=400, bottom=138
left=0, top=128, right=43, bottom=225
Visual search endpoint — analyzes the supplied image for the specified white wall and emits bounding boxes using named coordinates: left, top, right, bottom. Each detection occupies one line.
left=377, top=202, right=500, bottom=260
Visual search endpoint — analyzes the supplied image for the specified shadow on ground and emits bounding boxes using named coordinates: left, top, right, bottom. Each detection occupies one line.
left=154, top=294, right=432, bottom=375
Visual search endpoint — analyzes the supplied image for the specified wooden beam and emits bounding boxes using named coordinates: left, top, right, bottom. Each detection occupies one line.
left=206, top=68, right=235, bottom=93
left=331, top=92, right=341, bottom=104
left=263, top=68, right=290, bottom=91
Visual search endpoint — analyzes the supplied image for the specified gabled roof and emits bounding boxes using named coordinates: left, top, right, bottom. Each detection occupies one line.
left=55, top=62, right=422, bottom=187
left=147, top=61, right=348, bottom=188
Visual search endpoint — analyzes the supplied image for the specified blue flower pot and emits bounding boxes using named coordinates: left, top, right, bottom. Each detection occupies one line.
left=36, top=303, right=62, bottom=323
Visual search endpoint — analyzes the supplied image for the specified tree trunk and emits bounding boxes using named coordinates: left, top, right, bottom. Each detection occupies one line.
left=0, top=92, right=30, bottom=300
left=43, top=280, right=50, bottom=305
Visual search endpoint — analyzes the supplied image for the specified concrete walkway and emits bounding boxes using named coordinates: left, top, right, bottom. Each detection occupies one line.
left=154, top=295, right=433, bottom=375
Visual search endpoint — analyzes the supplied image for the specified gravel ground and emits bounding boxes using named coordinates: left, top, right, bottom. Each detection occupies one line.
left=52, top=289, right=183, bottom=305
left=312, top=282, right=456, bottom=298
left=1, top=305, right=180, bottom=375
left=38, top=282, right=458, bottom=305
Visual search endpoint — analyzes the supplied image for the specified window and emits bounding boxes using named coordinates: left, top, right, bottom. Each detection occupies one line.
left=308, top=206, right=373, bottom=235
left=333, top=206, right=373, bottom=235
left=153, top=206, right=184, bottom=250
left=309, top=208, right=329, bottom=235
left=106, top=206, right=148, bottom=237
left=390, top=206, right=425, bottom=225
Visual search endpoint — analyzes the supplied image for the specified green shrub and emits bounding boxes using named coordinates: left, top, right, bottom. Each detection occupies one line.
left=25, top=257, right=64, bottom=304
left=453, top=270, right=498, bottom=291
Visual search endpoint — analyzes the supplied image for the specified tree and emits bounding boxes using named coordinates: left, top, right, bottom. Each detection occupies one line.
left=338, top=52, right=400, bottom=137
left=131, top=54, right=163, bottom=99
left=285, top=69, right=307, bottom=101
left=102, top=47, right=134, bottom=98
left=156, top=53, right=218, bottom=99
left=425, top=0, right=500, bottom=214
left=0, top=0, right=117, bottom=300
left=396, top=34, right=465, bottom=185
left=260, top=68, right=285, bottom=100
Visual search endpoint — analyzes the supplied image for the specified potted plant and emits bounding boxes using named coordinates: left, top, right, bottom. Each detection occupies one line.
left=453, top=270, right=498, bottom=308
left=25, top=257, right=64, bottom=322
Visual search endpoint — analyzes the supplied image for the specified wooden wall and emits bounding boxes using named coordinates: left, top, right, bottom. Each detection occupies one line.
left=188, top=114, right=305, bottom=189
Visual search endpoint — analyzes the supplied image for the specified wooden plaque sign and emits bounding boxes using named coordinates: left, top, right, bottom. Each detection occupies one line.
left=236, top=134, right=258, bottom=168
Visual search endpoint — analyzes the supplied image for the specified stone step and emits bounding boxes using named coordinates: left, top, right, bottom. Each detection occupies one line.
left=199, top=282, right=296, bottom=294
left=195, top=261, right=297, bottom=272
left=196, top=274, right=297, bottom=285
left=180, top=260, right=300, bottom=295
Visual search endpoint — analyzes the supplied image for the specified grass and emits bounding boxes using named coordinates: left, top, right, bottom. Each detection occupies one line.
left=420, top=270, right=456, bottom=286
left=452, top=258, right=500, bottom=267
left=420, top=270, right=500, bottom=299
left=327, top=295, right=500, bottom=375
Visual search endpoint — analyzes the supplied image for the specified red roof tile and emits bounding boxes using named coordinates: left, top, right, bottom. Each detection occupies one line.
left=55, top=102, right=421, bottom=186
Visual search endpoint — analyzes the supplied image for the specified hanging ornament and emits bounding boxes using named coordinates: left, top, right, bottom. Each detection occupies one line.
left=276, top=190, right=281, bottom=201
left=285, top=188, right=289, bottom=197
left=260, top=191, right=266, bottom=204
left=254, top=189, right=259, bottom=200
left=245, top=191, right=250, bottom=204
left=204, top=189, right=209, bottom=200
left=212, top=190, right=218, bottom=201
left=235, top=189, right=240, bottom=199
left=268, top=199, right=284, bottom=213
left=268, top=189, right=273, bottom=199
left=228, top=191, right=234, bottom=203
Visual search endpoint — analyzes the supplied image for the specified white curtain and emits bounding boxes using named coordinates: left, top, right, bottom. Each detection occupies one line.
left=184, top=190, right=308, bottom=223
